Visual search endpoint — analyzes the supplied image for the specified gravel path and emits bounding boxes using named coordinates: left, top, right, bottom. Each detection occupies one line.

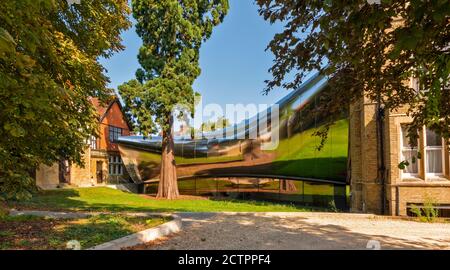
left=133, top=212, right=450, bottom=250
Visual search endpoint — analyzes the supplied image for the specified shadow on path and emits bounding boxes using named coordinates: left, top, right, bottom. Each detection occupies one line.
left=134, top=213, right=450, bottom=250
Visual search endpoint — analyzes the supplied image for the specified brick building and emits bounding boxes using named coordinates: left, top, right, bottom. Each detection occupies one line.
left=35, top=97, right=133, bottom=189
left=350, top=85, right=450, bottom=216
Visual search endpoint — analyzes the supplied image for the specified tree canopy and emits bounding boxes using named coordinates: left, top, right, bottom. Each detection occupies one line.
left=201, top=117, right=231, bottom=133
left=257, top=0, right=450, bottom=143
left=119, top=0, right=229, bottom=199
left=0, top=0, right=130, bottom=199
left=120, top=0, right=229, bottom=135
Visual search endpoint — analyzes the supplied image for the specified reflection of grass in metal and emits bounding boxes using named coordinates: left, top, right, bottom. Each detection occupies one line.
left=147, top=179, right=338, bottom=196
left=138, top=151, right=243, bottom=165
left=273, top=119, right=348, bottom=180
left=176, top=155, right=244, bottom=165
left=138, top=152, right=161, bottom=163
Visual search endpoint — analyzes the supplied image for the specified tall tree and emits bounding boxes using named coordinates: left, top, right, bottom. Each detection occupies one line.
left=257, top=0, right=450, bottom=144
left=119, top=0, right=229, bottom=199
left=0, top=0, right=130, bottom=200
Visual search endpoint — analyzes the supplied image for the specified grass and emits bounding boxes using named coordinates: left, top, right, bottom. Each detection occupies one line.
left=10, top=187, right=319, bottom=213
left=0, top=213, right=167, bottom=250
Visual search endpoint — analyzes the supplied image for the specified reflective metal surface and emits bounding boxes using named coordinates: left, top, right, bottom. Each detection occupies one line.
left=118, top=74, right=349, bottom=185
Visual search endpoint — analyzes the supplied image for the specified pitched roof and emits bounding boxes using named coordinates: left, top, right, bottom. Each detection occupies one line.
left=90, top=97, right=133, bottom=131
left=90, top=97, right=109, bottom=119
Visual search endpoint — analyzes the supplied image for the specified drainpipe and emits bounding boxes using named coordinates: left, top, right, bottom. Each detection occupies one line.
left=376, top=98, right=386, bottom=215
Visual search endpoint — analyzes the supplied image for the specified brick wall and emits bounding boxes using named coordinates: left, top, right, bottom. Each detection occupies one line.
left=396, top=185, right=450, bottom=216
left=350, top=97, right=384, bottom=214
left=350, top=97, right=450, bottom=216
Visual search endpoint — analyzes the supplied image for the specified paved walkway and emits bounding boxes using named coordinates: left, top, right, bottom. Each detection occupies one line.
left=133, top=212, right=450, bottom=250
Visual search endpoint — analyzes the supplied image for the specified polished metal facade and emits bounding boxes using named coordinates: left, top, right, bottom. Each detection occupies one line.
left=117, top=74, right=349, bottom=189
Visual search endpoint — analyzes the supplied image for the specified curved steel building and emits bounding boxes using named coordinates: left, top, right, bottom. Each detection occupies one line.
left=117, top=74, right=349, bottom=206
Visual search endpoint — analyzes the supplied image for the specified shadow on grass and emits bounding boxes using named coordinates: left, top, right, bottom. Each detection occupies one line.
left=49, top=215, right=137, bottom=249
left=10, top=188, right=320, bottom=213
left=0, top=213, right=159, bottom=250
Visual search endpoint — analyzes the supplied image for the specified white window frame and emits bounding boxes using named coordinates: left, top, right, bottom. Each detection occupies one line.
left=424, top=128, right=445, bottom=179
left=108, top=155, right=123, bottom=176
left=90, top=136, right=98, bottom=150
left=400, top=125, right=420, bottom=179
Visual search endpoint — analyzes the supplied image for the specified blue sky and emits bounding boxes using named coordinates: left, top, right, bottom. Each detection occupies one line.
left=100, top=0, right=306, bottom=124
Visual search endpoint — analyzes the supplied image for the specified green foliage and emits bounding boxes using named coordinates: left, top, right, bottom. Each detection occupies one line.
left=257, top=0, right=450, bottom=143
left=0, top=202, right=8, bottom=219
left=200, top=117, right=231, bottom=133
left=0, top=1, right=131, bottom=200
left=328, top=200, right=338, bottom=213
left=119, top=0, right=229, bottom=135
left=410, top=197, right=439, bottom=222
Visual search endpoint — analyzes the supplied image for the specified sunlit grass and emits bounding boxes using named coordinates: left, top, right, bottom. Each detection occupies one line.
left=0, top=213, right=167, bottom=250
left=12, top=187, right=318, bottom=213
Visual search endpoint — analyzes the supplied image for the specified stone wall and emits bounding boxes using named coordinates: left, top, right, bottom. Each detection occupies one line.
left=395, top=184, right=450, bottom=216
left=349, top=100, right=363, bottom=212
left=350, top=97, right=450, bottom=216
left=349, top=97, right=383, bottom=214
left=69, top=147, right=93, bottom=187
left=36, top=164, right=59, bottom=189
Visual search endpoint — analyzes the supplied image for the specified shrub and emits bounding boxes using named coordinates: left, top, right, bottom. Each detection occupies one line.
left=0, top=202, right=9, bottom=220
left=410, top=197, right=439, bottom=222
left=328, top=200, right=339, bottom=213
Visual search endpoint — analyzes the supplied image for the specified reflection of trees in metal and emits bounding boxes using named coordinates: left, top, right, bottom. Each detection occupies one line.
left=118, top=74, right=349, bottom=185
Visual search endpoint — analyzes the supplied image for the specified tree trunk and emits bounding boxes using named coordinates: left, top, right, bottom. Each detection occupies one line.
left=157, top=115, right=180, bottom=199
left=281, top=180, right=297, bottom=192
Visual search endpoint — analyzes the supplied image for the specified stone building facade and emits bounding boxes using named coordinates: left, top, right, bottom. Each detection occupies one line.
left=35, top=97, right=133, bottom=189
left=350, top=94, right=450, bottom=216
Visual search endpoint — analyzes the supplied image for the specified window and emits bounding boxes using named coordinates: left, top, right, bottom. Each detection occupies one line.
left=400, top=125, right=419, bottom=177
left=108, top=155, right=123, bottom=175
left=90, top=136, right=98, bottom=150
left=109, top=126, right=122, bottom=143
left=400, top=125, right=447, bottom=180
left=425, top=128, right=444, bottom=177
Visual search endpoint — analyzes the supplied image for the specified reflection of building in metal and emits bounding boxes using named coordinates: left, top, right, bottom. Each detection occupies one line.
left=118, top=74, right=349, bottom=185
left=117, top=74, right=349, bottom=208
left=116, top=72, right=450, bottom=217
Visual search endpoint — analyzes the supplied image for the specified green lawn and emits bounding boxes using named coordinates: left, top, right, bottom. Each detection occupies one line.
left=0, top=213, right=167, bottom=250
left=10, top=187, right=319, bottom=213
